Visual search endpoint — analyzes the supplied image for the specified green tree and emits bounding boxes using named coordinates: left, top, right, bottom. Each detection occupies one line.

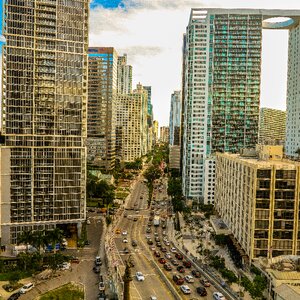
left=94, top=180, right=115, bottom=205
left=17, top=252, right=32, bottom=272
left=167, top=177, right=182, bottom=199
left=46, top=228, right=64, bottom=253
left=32, top=230, right=48, bottom=254
left=17, top=230, right=34, bottom=252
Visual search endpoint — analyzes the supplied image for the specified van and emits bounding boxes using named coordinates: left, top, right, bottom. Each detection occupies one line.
left=19, top=282, right=34, bottom=294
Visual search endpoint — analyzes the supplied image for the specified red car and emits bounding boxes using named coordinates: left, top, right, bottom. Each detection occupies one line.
left=183, top=260, right=192, bottom=268
left=173, top=274, right=184, bottom=285
left=154, top=251, right=161, bottom=257
left=177, top=266, right=185, bottom=273
left=175, top=253, right=183, bottom=260
left=158, top=257, right=166, bottom=264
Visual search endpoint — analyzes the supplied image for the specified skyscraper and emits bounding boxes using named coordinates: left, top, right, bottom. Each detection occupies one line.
left=182, top=8, right=300, bottom=201
left=160, top=126, right=169, bottom=143
left=143, top=86, right=153, bottom=152
left=169, top=91, right=181, bottom=146
left=259, top=108, right=286, bottom=146
left=0, top=0, right=89, bottom=244
left=87, top=47, right=118, bottom=170
left=117, top=54, right=132, bottom=94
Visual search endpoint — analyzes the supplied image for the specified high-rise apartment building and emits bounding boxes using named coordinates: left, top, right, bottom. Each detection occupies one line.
left=87, top=47, right=118, bottom=170
left=169, top=91, right=181, bottom=146
left=143, top=86, right=153, bottom=151
left=0, top=1, right=89, bottom=244
left=259, top=108, right=286, bottom=146
left=116, top=85, right=148, bottom=161
left=160, top=126, right=169, bottom=143
left=182, top=8, right=300, bottom=201
left=215, top=146, right=300, bottom=261
left=117, top=54, right=132, bottom=94
left=153, top=120, right=159, bottom=145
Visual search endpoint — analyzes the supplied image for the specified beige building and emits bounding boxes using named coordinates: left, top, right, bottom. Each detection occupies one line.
left=215, top=146, right=300, bottom=261
left=117, top=54, right=132, bottom=94
left=87, top=47, right=118, bottom=170
left=0, top=1, right=89, bottom=244
left=160, top=126, right=169, bottom=143
left=169, top=145, right=181, bottom=170
left=153, top=120, right=159, bottom=145
left=116, top=84, right=148, bottom=162
left=259, top=108, right=286, bottom=146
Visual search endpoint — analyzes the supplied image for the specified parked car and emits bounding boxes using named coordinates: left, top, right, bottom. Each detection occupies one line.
left=136, top=272, right=145, bottom=281
left=172, top=274, right=184, bottom=285
left=213, top=292, right=226, bottom=300
left=171, top=259, right=179, bottom=266
left=170, top=247, right=177, bottom=253
left=19, top=283, right=34, bottom=294
left=132, top=240, right=137, bottom=247
left=184, top=275, right=194, bottom=283
left=164, top=263, right=172, bottom=271
left=158, top=257, right=166, bottom=264
left=133, top=217, right=138, bottom=221
left=154, top=250, right=161, bottom=257
left=165, top=252, right=171, bottom=259
left=123, top=247, right=129, bottom=254
left=123, top=238, right=128, bottom=243
left=93, top=265, right=101, bottom=273
left=177, top=265, right=185, bottom=273
left=191, top=270, right=201, bottom=278
left=147, top=239, right=154, bottom=245
left=196, top=286, right=207, bottom=296
left=175, top=253, right=183, bottom=260
left=115, top=228, right=121, bottom=234
left=99, top=276, right=105, bottom=291
left=122, top=230, right=127, bottom=235
left=8, top=292, right=20, bottom=300
left=200, top=278, right=211, bottom=287
left=95, top=256, right=102, bottom=266
left=180, top=285, right=191, bottom=294
left=156, top=242, right=162, bottom=247
left=183, top=260, right=192, bottom=268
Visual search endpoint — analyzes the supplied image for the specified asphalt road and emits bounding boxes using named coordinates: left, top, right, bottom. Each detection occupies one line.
left=113, top=178, right=174, bottom=300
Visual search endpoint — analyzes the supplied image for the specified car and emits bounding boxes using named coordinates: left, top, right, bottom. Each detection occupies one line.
left=165, top=252, right=171, bottom=259
left=19, top=282, right=34, bottom=294
left=154, top=250, right=161, bottom=257
left=155, top=237, right=160, bottom=242
left=177, top=265, right=185, bottom=273
left=150, top=296, right=157, bottom=300
left=184, top=275, right=194, bottom=283
left=154, top=232, right=159, bottom=237
left=196, top=286, right=207, bottom=296
left=162, top=230, right=167, bottom=236
left=115, top=229, right=121, bottom=234
left=156, top=242, right=162, bottom=247
left=164, top=263, right=172, bottom=271
left=95, top=256, right=102, bottom=266
left=123, top=247, right=129, bottom=254
left=170, top=247, right=177, bottom=253
left=183, top=260, right=192, bottom=268
left=86, top=219, right=91, bottom=224
left=132, top=240, right=137, bottom=247
left=3, top=284, right=14, bottom=292
left=200, top=278, right=211, bottom=287
left=99, top=276, right=105, bottom=291
left=149, top=216, right=154, bottom=221
left=175, top=253, right=183, bottom=260
left=123, top=238, right=128, bottom=243
left=146, top=227, right=151, bottom=233
left=161, top=247, right=167, bottom=252
left=213, top=292, right=226, bottom=300
left=180, top=285, right=191, bottom=294
left=133, top=217, right=138, bottom=221
left=171, top=259, right=179, bottom=266
left=164, top=240, right=170, bottom=246
left=147, top=239, right=154, bottom=245
left=162, top=224, right=166, bottom=229
left=60, top=262, right=71, bottom=270
left=158, top=257, right=166, bottom=264
left=98, top=292, right=106, bottom=300
left=150, top=246, right=156, bottom=251
left=192, top=270, right=201, bottom=278
left=8, top=292, right=20, bottom=300
left=172, top=274, right=184, bottom=285
left=122, top=230, right=127, bottom=235
left=70, top=256, right=80, bottom=264
left=136, top=272, right=145, bottom=281
left=93, top=265, right=101, bottom=273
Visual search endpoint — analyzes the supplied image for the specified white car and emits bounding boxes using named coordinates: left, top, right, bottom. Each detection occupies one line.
left=122, top=230, right=127, bottom=236
left=123, top=238, right=128, bottom=243
left=170, top=247, right=177, bottom=253
left=184, top=275, right=194, bottom=283
left=150, top=296, right=157, bottom=300
left=180, top=285, right=191, bottom=294
left=19, top=282, right=34, bottom=294
left=165, top=252, right=171, bottom=259
left=213, top=292, right=226, bottom=300
left=60, top=262, right=71, bottom=270
left=136, top=272, right=145, bottom=281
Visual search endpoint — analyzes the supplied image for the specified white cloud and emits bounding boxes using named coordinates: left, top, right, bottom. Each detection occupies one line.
left=90, top=0, right=300, bottom=126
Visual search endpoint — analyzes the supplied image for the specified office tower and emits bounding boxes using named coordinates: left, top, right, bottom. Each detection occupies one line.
left=116, top=85, right=148, bottom=161
left=160, top=126, right=169, bottom=143
left=215, top=146, right=300, bottom=261
left=153, top=120, right=159, bottom=144
left=182, top=8, right=300, bottom=201
left=0, top=0, right=89, bottom=244
left=259, top=108, right=286, bottom=145
left=117, top=54, right=132, bottom=94
left=143, top=86, right=153, bottom=152
left=169, top=90, right=181, bottom=146
left=87, top=47, right=118, bottom=170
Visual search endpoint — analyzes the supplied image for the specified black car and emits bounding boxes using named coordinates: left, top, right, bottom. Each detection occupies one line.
left=196, top=286, right=207, bottom=296
left=93, top=265, right=101, bottom=273
left=8, top=293, right=20, bottom=300
left=147, top=239, right=153, bottom=245
left=192, top=270, right=201, bottom=278
left=132, top=240, right=137, bottom=247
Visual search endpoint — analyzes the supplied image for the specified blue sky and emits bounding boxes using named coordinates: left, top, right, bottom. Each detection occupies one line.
left=90, top=0, right=124, bottom=9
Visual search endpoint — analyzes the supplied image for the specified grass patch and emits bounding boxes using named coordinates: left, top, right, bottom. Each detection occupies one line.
left=39, top=283, right=84, bottom=300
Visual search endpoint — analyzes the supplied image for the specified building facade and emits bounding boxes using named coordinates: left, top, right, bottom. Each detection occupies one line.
left=153, top=120, right=159, bottom=145
left=117, top=54, right=132, bottom=94
left=215, top=146, right=300, bottom=261
left=169, top=90, right=181, bottom=146
left=116, top=85, right=148, bottom=162
left=160, top=126, right=169, bottom=143
left=87, top=47, right=118, bottom=170
left=259, top=108, right=286, bottom=146
left=182, top=8, right=300, bottom=201
left=0, top=0, right=89, bottom=244
left=169, top=145, right=181, bottom=170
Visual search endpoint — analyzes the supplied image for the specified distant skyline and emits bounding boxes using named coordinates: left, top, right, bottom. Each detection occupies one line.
left=90, top=0, right=300, bottom=126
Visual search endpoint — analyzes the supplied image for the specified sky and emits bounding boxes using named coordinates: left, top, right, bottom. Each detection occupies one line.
left=89, top=0, right=300, bottom=126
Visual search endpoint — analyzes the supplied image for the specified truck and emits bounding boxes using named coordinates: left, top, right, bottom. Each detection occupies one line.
left=153, top=215, right=160, bottom=226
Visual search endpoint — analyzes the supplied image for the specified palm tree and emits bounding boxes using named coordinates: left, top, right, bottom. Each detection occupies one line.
left=32, top=230, right=47, bottom=254
left=17, top=230, right=34, bottom=252
left=46, top=228, right=64, bottom=253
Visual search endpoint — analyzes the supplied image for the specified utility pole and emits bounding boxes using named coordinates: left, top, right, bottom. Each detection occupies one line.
left=123, top=257, right=133, bottom=300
